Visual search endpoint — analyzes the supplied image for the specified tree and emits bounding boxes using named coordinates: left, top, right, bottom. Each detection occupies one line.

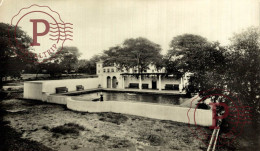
left=166, top=34, right=208, bottom=73
left=78, top=55, right=102, bottom=74
left=77, top=59, right=89, bottom=73
left=45, top=62, right=63, bottom=77
left=50, top=46, right=81, bottom=74
left=103, top=37, right=163, bottom=73
left=166, top=34, right=228, bottom=93
left=227, top=27, right=260, bottom=114
left=0, top=22, right=36, bottom=88
left=102, top=46, right=122, bottom=67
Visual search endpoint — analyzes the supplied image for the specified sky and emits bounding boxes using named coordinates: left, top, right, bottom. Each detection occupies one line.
left=0, top=0, right=259, bottom=59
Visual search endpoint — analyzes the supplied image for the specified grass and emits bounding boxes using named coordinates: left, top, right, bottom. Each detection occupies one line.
left=147, top=134, right=164, bottom=146
left=101, top=134, right=110, bottom=140
left=98, top=112, right=128, bottom=125
left=0, top=124, right=53, bottom=151
left=42, top=126, right=50, bottom=130
left=138, top=130, right=164, bottom=146
left=110, top=139, right=132, bottom=149
left=87, top=135, right=133, bottom=149
left=0, top=95, right=53, bottom=151
left=50, top=123, right=85, bottom=136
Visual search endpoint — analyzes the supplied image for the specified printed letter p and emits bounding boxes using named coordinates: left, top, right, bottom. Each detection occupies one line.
left=30, top=19, right=50, bottom=46
left=209, top=102, right=229, bottom=129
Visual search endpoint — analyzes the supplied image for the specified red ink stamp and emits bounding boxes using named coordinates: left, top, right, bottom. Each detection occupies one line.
left=187, top=88, right=252, bottom=148
left=8, top=4, right=73, bottom=63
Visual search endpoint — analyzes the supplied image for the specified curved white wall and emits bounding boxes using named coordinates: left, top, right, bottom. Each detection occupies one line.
left=67, top=99, right=212, bottom=126
left=46, top=95, right=69, bottom=105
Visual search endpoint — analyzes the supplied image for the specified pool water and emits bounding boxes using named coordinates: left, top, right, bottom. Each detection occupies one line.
left=76, top=92, right=189, bottom=105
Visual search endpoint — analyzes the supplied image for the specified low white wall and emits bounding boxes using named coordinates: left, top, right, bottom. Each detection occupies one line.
left=46, top=95, right=69, bottom=105
left=67, top=99, right=212, bottom=126
left=41, top=78, right=100, bottom=94
left=24, top=78, right=100, bottom=101
left=24, top=82, right=43, bottom=100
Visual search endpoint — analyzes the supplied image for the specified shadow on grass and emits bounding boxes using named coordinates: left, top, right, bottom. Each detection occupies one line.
left=50, top=123, right=85, bottom=137
left=98, top=112, right=128, bottom=125
left=138, top=131, right=164, bottom=146
left=0, top=91, right=53, bottom=151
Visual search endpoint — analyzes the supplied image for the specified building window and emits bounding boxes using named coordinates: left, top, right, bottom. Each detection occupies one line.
left=152, top=70, right=154, bottom=72
left=134, top=70, right=137, bottom=73
left=98, top=65, right=100, bottom=67
left=107, top=69, right=110, bottom=72
left=98, top=70, right=100, bottom=73
left=144, top=70, right=147, bottom=73
left=111, top=69, right=114, bottom=72
left=103, top=69, right=106, bottom=72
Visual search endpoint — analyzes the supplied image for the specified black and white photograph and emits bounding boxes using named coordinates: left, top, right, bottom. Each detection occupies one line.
left=0, top=0, right=259, bottom=150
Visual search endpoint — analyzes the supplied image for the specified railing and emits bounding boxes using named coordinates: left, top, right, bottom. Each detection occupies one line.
left=207, top=128, right=220, bottom=151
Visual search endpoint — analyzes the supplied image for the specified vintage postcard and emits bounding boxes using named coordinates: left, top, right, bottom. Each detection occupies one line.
left=0, top=0, right=259, bottom=151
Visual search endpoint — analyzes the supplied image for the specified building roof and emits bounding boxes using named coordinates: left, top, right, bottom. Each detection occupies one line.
left=120, top=73, right=184, bottom=78
left=121, top=73, right=166, bottom=75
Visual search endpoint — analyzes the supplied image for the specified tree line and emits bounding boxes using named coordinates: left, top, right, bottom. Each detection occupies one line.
left=0, top=22, right=259, bottom=115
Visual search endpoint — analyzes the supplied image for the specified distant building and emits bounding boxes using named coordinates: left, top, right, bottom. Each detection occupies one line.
left=96, top=61, right=191, bottom=92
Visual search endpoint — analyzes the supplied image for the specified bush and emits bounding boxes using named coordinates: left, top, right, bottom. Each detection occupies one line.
left=138, top=131, right=164, bottom=146
left=197, top=103, right=210, bottom=109
left=101, top=134, right=110, bottom=140
left=147, top=134, right=163, bottom=146
left=42, top=126, right=49, bottom=130
left=110, top=139, right=132, bottom=148
left=50, top=123, right=85, bottom=136
left=98, top=112, right=128, bottom=125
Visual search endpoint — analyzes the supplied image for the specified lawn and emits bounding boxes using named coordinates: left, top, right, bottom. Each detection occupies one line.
left=0, top=97, right=212, bottom=151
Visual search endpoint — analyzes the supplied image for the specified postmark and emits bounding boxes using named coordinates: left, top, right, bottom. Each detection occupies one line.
left=187, top=88, right=252, bottom=147
left=8, top=4, right=73, bottom=63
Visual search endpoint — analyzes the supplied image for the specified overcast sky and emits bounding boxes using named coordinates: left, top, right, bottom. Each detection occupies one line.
left=0, top=0, right=259, bottom=59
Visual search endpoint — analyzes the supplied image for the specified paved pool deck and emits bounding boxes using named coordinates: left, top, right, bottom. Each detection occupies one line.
left=57, top=88, right=187, bottom=96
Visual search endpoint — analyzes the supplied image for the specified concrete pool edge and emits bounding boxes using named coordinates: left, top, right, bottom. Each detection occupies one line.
left=66, top=98, right=212, bottom=126
left=40, top=92, right=212, bottom=127
left=62, top=88, right=187, bottom=96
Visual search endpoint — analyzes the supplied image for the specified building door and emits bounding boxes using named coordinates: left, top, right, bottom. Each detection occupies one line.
left=112, top=76, right=117, bottom=88
left=152, top=80, right=157, bottom=89
left=107, top=76, right=111, bottom=88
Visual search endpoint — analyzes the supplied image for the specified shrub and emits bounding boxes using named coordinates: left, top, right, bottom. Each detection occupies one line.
left=98, top=113, right=128, bottom=125
left=50, top=123, right=85, bottom=136
left=101, top=134, right=110, bottom=140
left=42, top=126, right=49, bottom=130
left=197, top=103, right=210, bottom=109
left=110, top=139, right=132, bottom=148
left=147, top=134, right=163, bottom=146
left=138, top=131, right=164, bottom=146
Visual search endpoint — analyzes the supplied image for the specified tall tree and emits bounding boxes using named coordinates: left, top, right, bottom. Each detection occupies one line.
left=227, top=27, right=260, bottom=114
left=51, top=46, right=81, bottom=73
left=0, top=22, right=36, bottom=88
left=166, top=34, right=228, bottom=93
left=78, top=54, right=102, bottom=74
left=103, top=37, right=163, bottom=73
left=166, top=34, right=208, bottom=73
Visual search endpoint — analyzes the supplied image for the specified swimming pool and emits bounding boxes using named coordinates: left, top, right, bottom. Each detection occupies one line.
left=74, top=91, right=189, bottom=105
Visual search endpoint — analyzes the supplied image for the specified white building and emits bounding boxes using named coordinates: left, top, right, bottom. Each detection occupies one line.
left=96, top=61, right=191, bottom=92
